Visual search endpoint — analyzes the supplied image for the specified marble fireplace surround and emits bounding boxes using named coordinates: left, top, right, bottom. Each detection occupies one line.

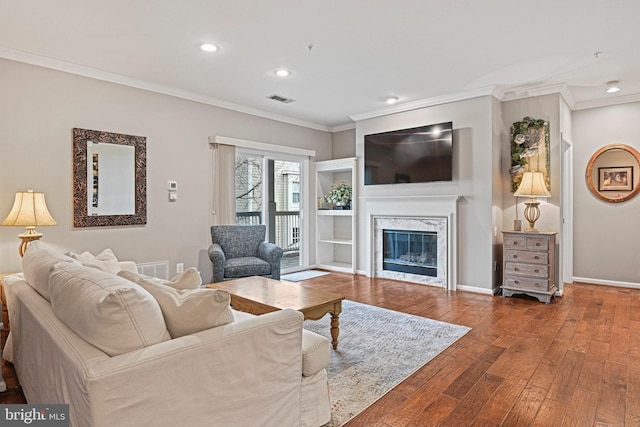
left=364, top=195, right=459, bottom=290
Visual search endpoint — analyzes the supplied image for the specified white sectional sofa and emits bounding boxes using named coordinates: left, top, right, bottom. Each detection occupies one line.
left=2, top=241, right=331, bottom=427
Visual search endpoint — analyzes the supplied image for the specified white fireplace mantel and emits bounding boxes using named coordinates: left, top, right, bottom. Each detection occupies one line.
left=362, top=195, right=460, bottom=290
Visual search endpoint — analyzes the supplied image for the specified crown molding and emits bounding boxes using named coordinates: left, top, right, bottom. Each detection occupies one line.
left=573, top=92, right=640, bottom=111
left=500, top=83, right=578, bottom=109
left=330, top=122, right=356, bottom=132
left=348, top=83, right=587, bottom=124
left=349, top=86, right=498, bottom=122
left=0, top=46, right=332, bottom=132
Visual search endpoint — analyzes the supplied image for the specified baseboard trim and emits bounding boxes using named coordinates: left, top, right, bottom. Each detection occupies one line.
left=456, top=285, right=495, bottom=296
left=573, top=277, right=640, bottom=289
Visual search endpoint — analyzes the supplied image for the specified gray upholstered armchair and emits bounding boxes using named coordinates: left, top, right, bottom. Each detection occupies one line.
left=208, top=225, right=283, bottom=283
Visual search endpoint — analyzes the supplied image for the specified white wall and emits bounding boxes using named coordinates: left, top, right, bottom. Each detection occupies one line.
left=0, top=59, right=332, bottom=276
left=355, top=96, right=496, bottom=292
left=573, top=102, right=640, bottom=285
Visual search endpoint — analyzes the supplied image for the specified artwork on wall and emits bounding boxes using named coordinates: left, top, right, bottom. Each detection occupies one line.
left=509, top=116, right=550, bottom=192
left=598, top=166, right=633, bottom=192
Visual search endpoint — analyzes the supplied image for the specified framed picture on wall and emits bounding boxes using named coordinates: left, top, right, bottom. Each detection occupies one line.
left=598, top=166, right=633, bottom=191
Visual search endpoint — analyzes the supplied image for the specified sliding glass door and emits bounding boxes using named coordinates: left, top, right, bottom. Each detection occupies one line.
left=235, top=149, right=307, bottom=273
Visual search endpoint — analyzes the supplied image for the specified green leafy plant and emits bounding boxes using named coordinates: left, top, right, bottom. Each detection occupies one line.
left=324, top=182, right=352, bottom=204
left=510, top=116, right=548, bottom=192
left=511, top=116, right=546, bottom=164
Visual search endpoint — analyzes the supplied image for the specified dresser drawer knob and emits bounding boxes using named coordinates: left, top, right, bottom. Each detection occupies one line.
left=513, top=255, right=518, bottom=259
left=536, top=243, right=541, bottom=247
left=534, top=269, right=539, bottom=273
left=514, top=280, right=519, bottom=284
left=513, top=242, right=518, bottom=245
left=534, top=256, right=539, bottom=260
left=514, top=268, right=519, bottom=271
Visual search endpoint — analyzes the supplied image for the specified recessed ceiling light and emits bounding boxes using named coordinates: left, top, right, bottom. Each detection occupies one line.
left=386, top=96, right=399, bottom=105
left=274, top=69, right=292, bottom=78
left=200, top=43, right=218, bottom=53
left=605, top=80, right=621, bottom=93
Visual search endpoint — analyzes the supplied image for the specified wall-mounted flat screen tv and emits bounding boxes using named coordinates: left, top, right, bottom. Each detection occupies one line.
left=364, top=121, right=453, bottom=186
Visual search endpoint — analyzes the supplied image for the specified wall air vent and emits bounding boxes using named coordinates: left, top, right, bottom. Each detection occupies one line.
left=137, top=261, right=170, bottom=280
left=267, top=94, right=295, bottom=104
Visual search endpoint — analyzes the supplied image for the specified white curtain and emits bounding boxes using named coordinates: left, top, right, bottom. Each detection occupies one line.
left=212, top=143, right=236, bottom=225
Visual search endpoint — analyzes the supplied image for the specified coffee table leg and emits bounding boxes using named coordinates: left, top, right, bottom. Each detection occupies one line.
left=330, top=312, right=340, bottom=350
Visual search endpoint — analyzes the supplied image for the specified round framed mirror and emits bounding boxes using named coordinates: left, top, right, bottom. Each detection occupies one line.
left=585, top=144, right=640, bottom=203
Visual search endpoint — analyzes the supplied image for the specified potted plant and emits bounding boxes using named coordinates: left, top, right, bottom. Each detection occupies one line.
left=324, top=182, right=352, bottom=209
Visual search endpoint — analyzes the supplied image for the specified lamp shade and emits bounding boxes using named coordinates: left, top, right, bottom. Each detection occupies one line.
left=2, top=190, right=57, bottom=227
left=514, top=172, right=551, bottom=198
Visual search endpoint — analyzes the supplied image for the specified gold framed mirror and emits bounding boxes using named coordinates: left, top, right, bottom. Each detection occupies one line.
left=73, top=128, right=146, bottom=227
left=585, top=144, right=640, bottom=203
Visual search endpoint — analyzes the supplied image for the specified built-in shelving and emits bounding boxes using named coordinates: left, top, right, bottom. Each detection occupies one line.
left=315, top=157, right=356, bottom=273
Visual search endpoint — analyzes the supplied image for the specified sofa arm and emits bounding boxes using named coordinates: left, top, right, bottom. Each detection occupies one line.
left=88, top=309, right=304, bottom=427
left=258, top=242, right=283, bottom=280
left=208, top=243, right=226, bottom=282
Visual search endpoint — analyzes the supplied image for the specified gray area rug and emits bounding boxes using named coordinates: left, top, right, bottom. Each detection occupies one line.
left=304, top=300, right=470, bottom=427
left=281, top=270, right=330, bottom=282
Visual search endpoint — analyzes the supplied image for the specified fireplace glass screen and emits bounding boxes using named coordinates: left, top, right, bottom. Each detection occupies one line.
left=383, top=229, right=437, bottom=277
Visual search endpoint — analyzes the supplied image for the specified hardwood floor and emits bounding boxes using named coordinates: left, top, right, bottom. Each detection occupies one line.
left=303, top=273, right=638, bottom=427
left=1, top=273, right=637, bottom=426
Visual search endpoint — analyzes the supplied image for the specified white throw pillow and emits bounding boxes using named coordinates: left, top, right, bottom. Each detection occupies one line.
left=120, top=272, right=234, bottom=338
left=119, top=268, right=202, bottom=291
left=22, top=240, right=80, bottom=301
left=118, top=261, right=139, bottom=274
left=67, top=248, right=121, bottom=274
left=50, top=263, right=171, bottom=356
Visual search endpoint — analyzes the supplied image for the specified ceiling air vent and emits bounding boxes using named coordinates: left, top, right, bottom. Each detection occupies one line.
left=267, top=94, right=295, bottom=104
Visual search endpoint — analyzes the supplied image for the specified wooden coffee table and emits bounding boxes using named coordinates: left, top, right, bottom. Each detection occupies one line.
left=206, top=276, right=345, bottom=349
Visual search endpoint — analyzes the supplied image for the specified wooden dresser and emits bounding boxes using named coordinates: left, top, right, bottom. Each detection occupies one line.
left=501, top=231, right=557, bottom=304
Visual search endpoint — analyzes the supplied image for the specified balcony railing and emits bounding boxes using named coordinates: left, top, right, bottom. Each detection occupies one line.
left=236, top=211, right=300, bottom=253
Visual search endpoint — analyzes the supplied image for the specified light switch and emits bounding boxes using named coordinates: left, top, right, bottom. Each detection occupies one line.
left=168, top=181, right=177, bottom=202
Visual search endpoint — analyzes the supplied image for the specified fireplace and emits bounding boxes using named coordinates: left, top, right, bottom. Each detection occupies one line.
left=365, top=195, right=459, bottom=289
left=372, top=216, right=449, bottom=287
left=383, top=229, right=438, bottom=277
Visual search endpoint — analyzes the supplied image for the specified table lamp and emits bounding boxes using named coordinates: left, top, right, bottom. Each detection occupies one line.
left=513, top=172, right=550, bottom=232
left=2, top=189, right=57, bottom=256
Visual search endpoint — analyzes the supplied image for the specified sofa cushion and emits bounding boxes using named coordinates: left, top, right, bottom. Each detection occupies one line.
left=67, top=249, right=122, bottom=274
left=119, top=271, right=234, bottom=338
left=301, top=330, right=331, bottom=377
left=120, top=268, right=202, bottom=291
left=233, top=309, right=330, bottom=377
left=225, top=257, right=271, bottom=278
left=49, top=263, right=171, bottom=356
left=22, top=240, right=80, bottom=301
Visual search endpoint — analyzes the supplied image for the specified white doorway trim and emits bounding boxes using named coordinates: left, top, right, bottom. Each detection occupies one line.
left=561, top=133, right=574, bottom=289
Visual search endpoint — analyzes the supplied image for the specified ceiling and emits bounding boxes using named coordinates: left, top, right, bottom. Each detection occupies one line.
left=2, top=1, right=640, bottom=131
